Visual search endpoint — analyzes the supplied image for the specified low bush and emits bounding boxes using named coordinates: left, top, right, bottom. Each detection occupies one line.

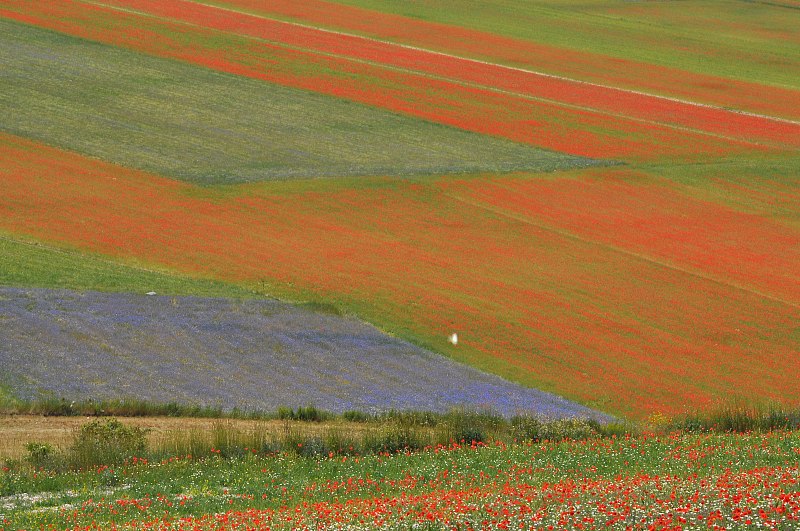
left=437, top=410, right=503, bottom=445
left=511, top=417, right=599, bottom=442
left=277, top=405, right=326, bottom=422
left=342, top=410, right=372, bottom=423
left=362, top=424, right=429, bottom=454
left=68, top=418, right=147, bottom=469
left=24, top=442, right=54, bottom=469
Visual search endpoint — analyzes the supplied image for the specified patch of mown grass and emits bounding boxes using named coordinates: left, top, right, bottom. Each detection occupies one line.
left=0, top=235, right=256, bottom=299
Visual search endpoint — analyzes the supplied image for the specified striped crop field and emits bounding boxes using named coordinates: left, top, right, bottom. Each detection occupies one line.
left=1, top=0, right=789, bottom=161
left=275, top=0, right=800, bottom=111
left=31, top=0, right=800, bottom=149
left=0, top=0, right=799, bottom=422
left=0, top=20, right=585, bottom=183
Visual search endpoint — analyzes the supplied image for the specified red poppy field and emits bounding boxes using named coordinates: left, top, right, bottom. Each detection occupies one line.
left=2, top=131, right=799, bottom=418
left=1, top=0, right=790, bottom=161
left=4, top=428, right=800, bottom=530
left=1, top=0, right=799, bottom=420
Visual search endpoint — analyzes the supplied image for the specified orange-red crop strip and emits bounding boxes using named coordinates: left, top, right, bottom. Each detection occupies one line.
left=3, top=132, right=799, bottom=418
left=0, top=0, right=763, bottom=161
left=86, top=0, right=800, bottom=149
left=443, top=169, right=800, bottom=307
left=209, top=0, right=800, bottom=121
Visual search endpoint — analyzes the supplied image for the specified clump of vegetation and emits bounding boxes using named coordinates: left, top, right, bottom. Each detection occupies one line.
left=437, top=410, right=504, bottom=445
left=19, top=397, right=231, bottom=419
left=668, top=402, right=800, bottom=433
left=68, top=417, right=148, bottom=469
left=276, top=405, right=327, bottom=422
left=8, top=400, right=800, bottom=474
left=362, top=424, right=429, bottom=455
left=341, top=410, right=372, bottom=423
left=23, top=442, right=54, bottom=469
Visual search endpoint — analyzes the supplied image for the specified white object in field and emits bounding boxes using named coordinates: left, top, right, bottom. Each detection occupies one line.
left=449, top=332, right=458, bottom=345
left=145, top=291, right=157, bottom=296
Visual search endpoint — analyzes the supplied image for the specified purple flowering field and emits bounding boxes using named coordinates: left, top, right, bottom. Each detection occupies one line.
left=0, top=287, right=608, bottom=419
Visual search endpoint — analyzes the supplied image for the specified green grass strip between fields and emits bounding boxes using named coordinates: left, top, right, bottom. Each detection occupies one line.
left=0, top=235, right=256, bottom=299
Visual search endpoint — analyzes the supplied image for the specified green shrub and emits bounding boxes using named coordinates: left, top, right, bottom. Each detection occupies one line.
left=342, top=410, right=371, bottom=423
left=362, top=425, right=427, bottom=455
left=68, top=418, right=147, bottom=469
left=296, top=405, right=325, bottom=422
left=510, top=416, right=607, bottom=443
left=530, top=418, right=598, bottom=442
left=24, top=442, right=54, bottom=469
left=277, top=405, right=326, bottom=422
left=510, top=415, right=543, bottom=442
left=439, top=410, right=502, bottom=445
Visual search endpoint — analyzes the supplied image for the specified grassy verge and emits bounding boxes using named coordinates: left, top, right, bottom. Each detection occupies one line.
left=0, top=234, right=258, bottom=299
left=3, top=412, right=618, bottom=471
left=5, top=400, right=800, bottom=471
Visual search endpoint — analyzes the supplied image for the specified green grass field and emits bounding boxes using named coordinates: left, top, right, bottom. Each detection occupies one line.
left=0, top=235, right=257, bottom=299
left=0, top=19, right=591, bottom=185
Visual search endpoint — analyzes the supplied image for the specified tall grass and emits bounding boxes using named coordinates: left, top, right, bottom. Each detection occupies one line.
left=11, top=411, right=628, bottom=471
left=3, top=397, right=260, bottom=419
left=0, top=382, right=21, bottom=411
left=9, top=399, right=800, bottom=472
left=667, top=402, right=800, bottom=433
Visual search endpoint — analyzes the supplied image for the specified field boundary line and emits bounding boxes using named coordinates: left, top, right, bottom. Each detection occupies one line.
left=73, top=0, right=787, bottom=150
left=183, top=0, right=800, bottom=127
left=445, top=193, right=800, bottom=310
